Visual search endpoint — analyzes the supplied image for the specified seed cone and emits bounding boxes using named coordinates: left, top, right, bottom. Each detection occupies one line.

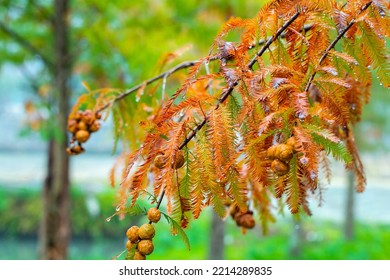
left=133, top=249, right=146, bottom=260
left=154, top=154, right=166, bottom=169
left=126, top=240, right=135, bottom=251
left=75, top=130, right=90, bottom=143
left=271, top=159, right=289, bottom=176
left=126, top=226, right=140, bottom=243
left=71, top=145, right=84, bottom=155
left=138, top=223, right=155, bottom=240
left=266, top=145, right=277, bottom=159
left=67, top=119, right=78, bottom=133
left=173, top=151, right=185, bottom=169
left=77, top=121, right=88, bottom=131
left=286, top=136, right=296, bottom=148
left=147, top=208, right=161, bottom=223
left=277, top=144, right=294, bottom=162
left=89, top=120, right=101, bottom=132
left=236, top=213, right=256, bottom=229
left=137, top=240, right=154, bottom=255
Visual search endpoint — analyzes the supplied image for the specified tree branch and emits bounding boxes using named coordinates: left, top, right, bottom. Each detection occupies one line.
left=178, top=11, right=301, bottom=151
left=0, top=21, right=54, bottom=69
left=142, top=12, right=302, bottom=212
left=96, top=60, right=198, bottom=113
left=96, top=17, right=308, bottom=114
left=28, top=0, right=54, bottom=23
left=304, top=1, right=372, bottom=92
left=248, top=10, right=301, bottom=69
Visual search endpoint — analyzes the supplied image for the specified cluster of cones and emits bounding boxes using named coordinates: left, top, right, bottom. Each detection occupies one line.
left=267, top=136, right=296, bottom=176
left=125, top=208, right=161, bottom=260
left=66, top=109, right=101, bottom=155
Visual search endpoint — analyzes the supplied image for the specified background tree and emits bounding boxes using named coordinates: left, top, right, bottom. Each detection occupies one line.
left=67, top=0, right=390, bottom=260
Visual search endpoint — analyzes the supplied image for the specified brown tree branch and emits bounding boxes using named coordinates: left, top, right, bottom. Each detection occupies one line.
left=142, top=11, right=302, bottom=212
left=179, top=11, right=301, bottom=150
left=96, top=60, right=198, bottom=113
left=155, top=12, right=301, bottom=209
left=96, top=18, right=308, bottom=114
left=0, top=21, right=54, bottom=69
left=248, top=10, right=301, bottom=69
left=28, top=0, right=54, bottom=23
left=304, top=1, right=372, bottom=92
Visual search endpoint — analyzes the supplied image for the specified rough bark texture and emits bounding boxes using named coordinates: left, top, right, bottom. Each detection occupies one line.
left=208, top=212, right=225, bottom=260
left=344, top=171, right=355, bottom=240
left=40, top=0, right=71, bottom=260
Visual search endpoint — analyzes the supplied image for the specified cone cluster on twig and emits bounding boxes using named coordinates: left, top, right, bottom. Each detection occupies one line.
left=229, top=205, right=256, bottom=230
left=153, top=150, right=185, bottom=170
left=66, top=109, right=101, bottom=155
left=267, top=137, right=296, bottom=176
left=125, top=208, right=161, bottom=260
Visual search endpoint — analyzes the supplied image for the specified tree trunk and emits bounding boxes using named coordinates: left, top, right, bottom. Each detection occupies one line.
left=40, top=0, right=71, bottom=260
left=344, top=171, right=355, bottom=240
left=208, top=212, right=225, bottom=260
left=289, top=218, right=304, bottom=259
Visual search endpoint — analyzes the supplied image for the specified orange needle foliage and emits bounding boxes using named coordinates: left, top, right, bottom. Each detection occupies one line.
left=68, top=0, right=390, bottom=237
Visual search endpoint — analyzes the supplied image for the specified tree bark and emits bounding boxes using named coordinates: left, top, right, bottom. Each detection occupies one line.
left=344, top=171, right=355, bottom=240
left=208, top=212, right=225, bottom=260
left=40, top=0, right=71, bottom=259
left=289, top=219, right=304, bottom=259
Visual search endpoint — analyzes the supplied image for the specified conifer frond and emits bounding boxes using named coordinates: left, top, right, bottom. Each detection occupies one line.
left=227, top=167, right=248, bottom=212
left=162, top=213, right=191, bottom=250
left=251, top=181, right=275, bottom=235
left=319, top=151, right=332, bottom=184
left=285, top=156, right=301, bottom=214
left=345, top=130, right=366, bottom=192
left=67, top=0, right=390, bottom=243
left=293, top=91, right=309, bottom=119
left=359, top=21, right=390, bottom=87
left=329, top=50, right=359, bottom=66
left=313, top=77, right=352, bottom=89
left=303, top=123, right=341, bottom=143
left=312, top=133, right=352, bottom=163
left=293, top=125, right=319, bottom=178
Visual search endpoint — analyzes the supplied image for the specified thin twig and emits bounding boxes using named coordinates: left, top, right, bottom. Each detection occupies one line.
left=248, top=10, right=301, bottom=69
left=251, top=24, right=313, bottom=49
left=0, top=21, right=54, bottom=69
left=29, top=0, right=54, bottom=23
left=304, top=1, right=372, bottom=92
left=96, top=61, right=197, bottom=113
left=96, top=20, right=310, bottom=114
left=156, top=190, right=166, bottom=209
left=178, top=11, right=301, bottom=150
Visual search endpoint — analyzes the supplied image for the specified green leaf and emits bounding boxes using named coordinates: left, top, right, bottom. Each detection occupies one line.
left=286, top=155, right=300, bottom=214
left=162, top=212, right=191, bottom=251
left=311, top=133, right=352, bottom=164
left=125, top=245, right=136, bottom=260
left=122, top=203, right=147, bottom=216
left=359, top=21, right=390, bottom=87
left=303, top=123, right=340, bottom=143
left=106, top=202, right=147, bottom=222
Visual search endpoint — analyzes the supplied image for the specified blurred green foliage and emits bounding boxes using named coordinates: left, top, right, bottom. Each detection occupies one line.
left=0, top=186, right=139, bottom=239
left=0, top=187, right=389, bottom=260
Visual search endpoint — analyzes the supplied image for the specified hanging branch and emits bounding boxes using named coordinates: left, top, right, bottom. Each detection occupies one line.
left=304, top=1, right=372, bottom=92
left=96, top=60, right=198, bottom=113
left=0, top=21, right=54, bottom=69
left=179, top=10, right=301, bottom=150
left=248, top=10, right=301, bottom=69
left=96, top=18, right=309, bottom=114
left=154, top=11, right=301, bottom=207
